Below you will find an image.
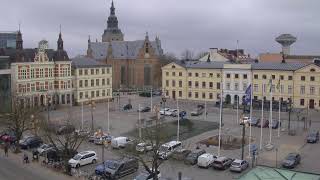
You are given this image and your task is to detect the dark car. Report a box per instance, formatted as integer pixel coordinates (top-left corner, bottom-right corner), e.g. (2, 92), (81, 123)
(184, 149), (206, 165)
(123, 104), (133, 110)
(282, 153), (301, 169)
(248, 118), (260, 126)
(306, 130), (319, 143)
(95, 158), (138, 179)
(256, 119), (269, 128)
(172, 149), (191, 161)
(139, 92), (151, 97)
(138, 107), (151, 112)
(212, 157), (234, 170)
(269, 120), (281, 129)
(57, 125), (75, 135)
(19, 136), (42, 149)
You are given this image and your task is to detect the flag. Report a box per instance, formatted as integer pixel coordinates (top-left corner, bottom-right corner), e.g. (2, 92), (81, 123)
(244, 84), (252, 105)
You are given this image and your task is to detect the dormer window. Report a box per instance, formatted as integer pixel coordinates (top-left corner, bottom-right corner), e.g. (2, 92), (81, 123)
(310, 68), (315, 72)
(172, 65), (176, 69)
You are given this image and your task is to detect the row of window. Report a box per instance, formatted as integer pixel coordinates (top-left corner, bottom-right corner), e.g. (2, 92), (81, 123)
(18, 81), (71, 93)
(18, 67), (71, 79)
(79, 89), (111, 99)
(78, 68), (110, 76)
(253, 84), (319, 95)
(225, 73), (248, 79)
(79, 78), (110, 88)
(165, 90), (217, 99)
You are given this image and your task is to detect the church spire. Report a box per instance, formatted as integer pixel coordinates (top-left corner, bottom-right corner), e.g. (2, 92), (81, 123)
(16, 24), (23, 50)
(110, 0), (115, 15)
(57, 25), (63, 50)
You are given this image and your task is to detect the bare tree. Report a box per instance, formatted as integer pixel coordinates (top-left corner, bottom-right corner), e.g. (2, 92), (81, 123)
(123, 111), (170, 180)
(39, 111), (88, 172)
(180, 49), (194, 60)
(1, 96), (42, 153)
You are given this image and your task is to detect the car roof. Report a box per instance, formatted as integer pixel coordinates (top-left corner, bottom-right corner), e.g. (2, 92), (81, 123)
(114, 136), (127, 140)
(199, 153), (213, 158)
(215, 156), (228, 161)
(233, 159), (244, 163)
(163, 141), (181, 147)
(79, 151), (95, 155)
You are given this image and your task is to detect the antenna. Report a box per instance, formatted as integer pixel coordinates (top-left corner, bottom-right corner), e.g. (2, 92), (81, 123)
(18, 21), (21, 31)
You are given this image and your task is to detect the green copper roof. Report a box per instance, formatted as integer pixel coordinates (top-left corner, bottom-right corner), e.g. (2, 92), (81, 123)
(238, 166), (320, 180)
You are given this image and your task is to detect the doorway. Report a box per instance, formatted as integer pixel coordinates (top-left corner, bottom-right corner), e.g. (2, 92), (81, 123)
(309, 99), (315, 109)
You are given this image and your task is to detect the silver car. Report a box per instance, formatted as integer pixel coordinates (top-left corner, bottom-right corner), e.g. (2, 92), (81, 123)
(230, 159), (249, 172)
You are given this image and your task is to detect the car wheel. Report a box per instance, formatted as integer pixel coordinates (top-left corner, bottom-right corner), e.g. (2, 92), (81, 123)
(76, 164), (80, 168)
(92, 159), (97, 164)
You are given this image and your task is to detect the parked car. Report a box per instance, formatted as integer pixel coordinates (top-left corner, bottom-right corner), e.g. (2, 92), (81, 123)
(172, 110), (187, 119)
(197, 153), (216, 168)
(19, 136), (42, 149)
(123, 104), (133, 110)
(152, 90), (162, 96)
(212, 157), (233, 170)
(95, 158), (138, 179)
(167, 109), (178, 116)
(37, 144), (54, 156)
(171, 149), (191, 161)
(306, 130), (319, 143)
(137, 106), (151, 112)
(57, 125), (75, 135)
(134, 170), (161, 180)
(190, 105), (204, 116)
(256, 119), (269, 128)
(230, 159), (249, 172)
(159, 108), (170, 115)
(282, 153), (301, 169)
(184, 149), (206, 165)
(136, 143), (153, 153)
(248, 118), (260, 126)
(68, 151), (98, 168)
(269, 120), (281, 129)
(94, 135), (113, 145)
(158, 141), (182, 159)
(111, 137), (132, 149)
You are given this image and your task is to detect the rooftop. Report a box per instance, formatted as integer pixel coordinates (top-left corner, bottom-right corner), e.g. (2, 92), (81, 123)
(71, 56), (110, 68)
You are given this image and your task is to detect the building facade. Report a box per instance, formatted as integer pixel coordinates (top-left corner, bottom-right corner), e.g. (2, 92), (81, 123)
(72, 56), (112, 104)
(162, 61), (320, 110)
(87, 1), (164, 90)
(10, 33), (73, 107)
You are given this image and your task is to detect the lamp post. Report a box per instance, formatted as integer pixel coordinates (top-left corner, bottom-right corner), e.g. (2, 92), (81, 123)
(31, 114), (36, 135)
(47, 95), (51, 123)
(89, 100), (96, 133)
(160, 97), (166, 121)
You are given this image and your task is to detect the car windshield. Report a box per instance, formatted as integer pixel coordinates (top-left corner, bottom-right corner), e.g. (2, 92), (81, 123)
(286, 155), (296, 160)
(159, 145), (168, 152)
(231, 162), (240, 166)
(105, 161), (120, 170)
(72, 154), (82, 160)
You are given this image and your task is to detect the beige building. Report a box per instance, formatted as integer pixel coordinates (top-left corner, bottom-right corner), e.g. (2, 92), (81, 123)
(72, 56), (112, 105)
(162, 61), (320, 110)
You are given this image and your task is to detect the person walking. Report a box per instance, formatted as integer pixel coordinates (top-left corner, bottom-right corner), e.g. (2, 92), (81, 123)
(4, 142), (9, 157)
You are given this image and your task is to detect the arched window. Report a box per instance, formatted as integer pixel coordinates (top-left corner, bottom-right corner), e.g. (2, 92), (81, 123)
(310, 68), (315, 72)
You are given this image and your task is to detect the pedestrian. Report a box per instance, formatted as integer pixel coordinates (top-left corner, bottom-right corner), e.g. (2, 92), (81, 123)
(4, 142), (9, 157)
(23, 153), (29, 164)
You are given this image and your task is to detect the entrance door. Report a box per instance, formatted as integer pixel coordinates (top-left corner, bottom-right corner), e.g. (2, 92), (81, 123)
(309, 99), (315, 109)
(172, 91), (176, 99)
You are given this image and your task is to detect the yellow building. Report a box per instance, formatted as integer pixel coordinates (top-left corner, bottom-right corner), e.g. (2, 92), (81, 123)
(72, 56), (113, 105)
(162, 61), (320, 110)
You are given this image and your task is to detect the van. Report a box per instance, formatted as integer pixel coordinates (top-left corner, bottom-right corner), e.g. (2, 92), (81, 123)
(111, 137), (132, 149)
(95, 158), (138, 179)
(158, 141), (182, 159)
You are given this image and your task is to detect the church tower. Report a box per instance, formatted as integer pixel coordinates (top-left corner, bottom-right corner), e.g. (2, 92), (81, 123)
(102, 0), (124, 42)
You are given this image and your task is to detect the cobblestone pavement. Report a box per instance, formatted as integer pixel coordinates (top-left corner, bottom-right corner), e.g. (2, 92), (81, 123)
(46, 95), (320, 179)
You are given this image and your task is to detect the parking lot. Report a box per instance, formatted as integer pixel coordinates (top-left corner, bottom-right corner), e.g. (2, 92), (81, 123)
(46, 94), (320, 179)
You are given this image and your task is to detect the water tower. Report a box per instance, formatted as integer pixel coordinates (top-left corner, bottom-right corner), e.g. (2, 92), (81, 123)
(275, 34), (296, 55)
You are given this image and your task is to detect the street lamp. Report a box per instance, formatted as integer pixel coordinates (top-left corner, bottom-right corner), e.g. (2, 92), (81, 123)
(47, 96), (51, 123)
(88, 100), (96, 133)
(30, 114), (36, 135)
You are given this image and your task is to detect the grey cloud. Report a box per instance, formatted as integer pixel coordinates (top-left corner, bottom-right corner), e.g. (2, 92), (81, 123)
(0, 0), (319, 58)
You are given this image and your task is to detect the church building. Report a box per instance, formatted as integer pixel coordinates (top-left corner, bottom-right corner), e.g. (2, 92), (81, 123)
(87, 1), (164, 90)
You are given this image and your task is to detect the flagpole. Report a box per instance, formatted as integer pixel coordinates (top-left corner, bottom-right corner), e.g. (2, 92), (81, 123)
(177, 99), (180, 141)
(278, 82), (281, 138)
(218, 80), (223, 157)
(81, 102), (84, 130)
(151, 88), (153, 110)
(249, 84), (253, 157)
(269, 81), (273, 144)
(107, 99), (110, 133)
(236, 96), (239, 124)
(138, 104), (141, 139)
(260, 89), (264, 150)
(204, 101), (207, 121)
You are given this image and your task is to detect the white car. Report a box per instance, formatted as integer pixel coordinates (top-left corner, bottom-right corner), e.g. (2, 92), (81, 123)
(111, 137), (132, 148)
(168, 109), (178, 116)
(158, 141), (182, 159)
(197, 153), (216, 168)
(68, 151), (98, 168)
(159, 108), (170, 115)
(136, 143), (153, 152)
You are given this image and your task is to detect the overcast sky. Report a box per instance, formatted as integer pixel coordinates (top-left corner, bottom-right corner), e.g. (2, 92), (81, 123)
(1, 0), (319, 58)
